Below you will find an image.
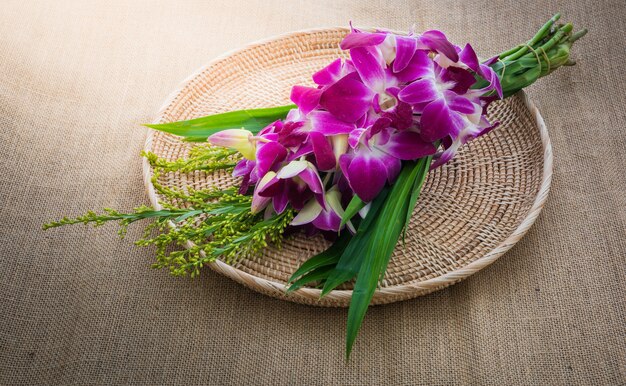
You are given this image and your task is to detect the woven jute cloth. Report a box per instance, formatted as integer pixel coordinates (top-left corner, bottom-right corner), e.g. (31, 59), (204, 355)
(1, 0), (624, 384)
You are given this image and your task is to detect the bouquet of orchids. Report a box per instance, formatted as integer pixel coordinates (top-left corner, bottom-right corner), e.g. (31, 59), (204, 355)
(45, 14), (585, 357)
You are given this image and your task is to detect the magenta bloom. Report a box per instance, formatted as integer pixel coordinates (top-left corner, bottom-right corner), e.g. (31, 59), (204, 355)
(257, 160), (326, 213)
(212, 23), (504, 234)
(291, 186), (354, 232)
(340, 119), (436, 202)
(339, 26), (459, 65)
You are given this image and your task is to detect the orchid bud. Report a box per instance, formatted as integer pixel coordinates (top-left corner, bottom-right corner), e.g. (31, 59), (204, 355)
(208, 129), (256, 160)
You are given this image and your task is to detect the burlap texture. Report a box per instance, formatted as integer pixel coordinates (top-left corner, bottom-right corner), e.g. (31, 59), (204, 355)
(1, 0), (624, 384)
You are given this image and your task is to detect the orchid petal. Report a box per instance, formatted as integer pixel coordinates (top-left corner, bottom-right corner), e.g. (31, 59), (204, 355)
(339, 153), (352, 178)
(233, 159), (256, 194)
(290, 86), (322, 115)
(287, 141), (313, 161)
(478, 64), (503, 98)
(251, 171), (276, 214)
(459, 43), (481, 73)
(467, 103), (483, 125)
(277, 122), (308, 148)
(382, 101), (414, 130)
(309, 131), (336, 171)
(393, 35), (418, 72)
(350, 46), (386, 93)
(418, 30), (459, 62)
(255, 141), (287, 177)
(286, 180), (313, 211)
(447, 92), (476, 114)
(325, 187), (354, 232)
(440, 66), (476, 94)
(348, 128), (366, 148)
(257, 175), (283, 197)
(477, 120), (499, 138)
(420, 99), (465, 142)
(395, 50), (434, 82)
(340, 30), (387, 50)
(378, 153), (401, 183)
(378, 34), (397, 64)
(290, 197), (323, 226)
(430, 141), (460, 169)
(369, 117), (392, 138)
(325, 187), (342, 214)
(312, 58), (342, 86)
(346, 155), (388, 202)
(276, 160), (308, 179)
(311, 206), (342, 232)
(273, 189), (290, 214)
(457, 45), (502, 97)
(232, 159), (254, 177)
(320, 75), (374, 122)
(308, 110), (355, 135)
(331, 134), (348, 166)
(398, 78), (439, 105)
(381, 130), (436, 160)
(299, 164), (324, 195)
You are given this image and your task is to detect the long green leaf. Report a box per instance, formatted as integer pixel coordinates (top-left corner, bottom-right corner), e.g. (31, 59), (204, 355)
(144, 104), (295, 138)
(286, 265), (335, 292)
(340, 195), (365, 230)
(320, 187), (390, 297)
(345, 160), (431, 358)
(403, 155), (433, 242)
(287, 231), (352, 284)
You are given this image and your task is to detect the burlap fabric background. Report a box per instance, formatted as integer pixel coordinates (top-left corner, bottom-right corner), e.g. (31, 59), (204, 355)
(1, 0), (624, 384)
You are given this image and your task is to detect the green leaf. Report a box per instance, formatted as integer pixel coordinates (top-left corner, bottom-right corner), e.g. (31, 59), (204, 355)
(286, 265), (335, 292)
(320, 187), (390, 297)
(402, 155), (433, 243)
(288, 231), (351, 284)
(174, 209), (203, 222)
(143, 104), (295, 138)
(182, 136), (214, 143)
(340, 195), (365, 230)
(344, 158), (434, 359)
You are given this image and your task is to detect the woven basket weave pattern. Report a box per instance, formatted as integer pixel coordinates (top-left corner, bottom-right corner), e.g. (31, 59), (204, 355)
(143, 28), (551, 307)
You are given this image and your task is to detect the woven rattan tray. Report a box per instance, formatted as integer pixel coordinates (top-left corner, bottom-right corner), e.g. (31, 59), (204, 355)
(143, 27), (552, 307)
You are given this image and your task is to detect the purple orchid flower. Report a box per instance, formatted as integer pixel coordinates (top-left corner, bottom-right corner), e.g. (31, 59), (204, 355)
(226, 122), (289, 194)
(340, 119), (436, 202)
(251, 171), (276, 214)
(278, 109), (355, 147)
(209, 24), (507, 235)
(339, 25), (459, 65)
(257, 160), (326, 213)
(317, 46), (405, 123)
(278, 107), (355, 170)
(436, 43), (503, 98)
(291, 186), (354, 233)
(397, 59), (478, 143)
(320, 29), (460, 125)
(232, 159), (257, 194)
(431, 103), (499, 169)
(312, 58), (356, 87)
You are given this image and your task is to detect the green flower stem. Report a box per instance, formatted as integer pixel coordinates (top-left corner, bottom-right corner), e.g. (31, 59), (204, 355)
(500, 13), (562, 61)
(43, 146), (295, 277)
(486, 15), (587, 97)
